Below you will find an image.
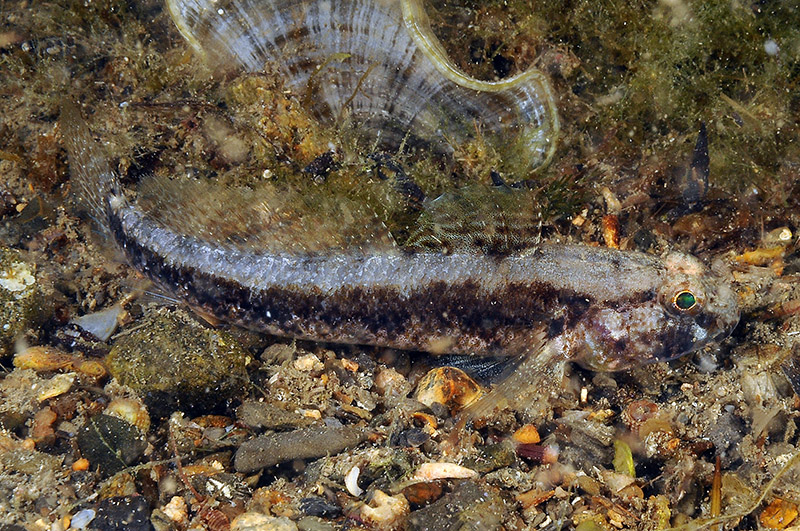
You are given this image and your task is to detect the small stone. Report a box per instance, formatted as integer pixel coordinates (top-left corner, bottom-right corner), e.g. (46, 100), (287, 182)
(293, 353), (323, 372)
(76, 414), (147, 477)
(464, 442), (515, 474)
(407, 481), (506, 531)
(237, 400), (313, 430)
(235, 424), (368, 473)
(0, 248), (50, 356)
(230, 513), (298, 531)
(374, 368), (411, 403)
(107, 308), (249, 417)
(69, 508), (96, 530)
(414, 367), (482, 413)
(296, 517), (336, 531)
(401, 481), (444, 506)
(359, 490), (409, 530)
(299, 497), (340, 518)
(0, 446), (61, 475)
(512, 424), (541, 444)
(161, 496), (188, 526)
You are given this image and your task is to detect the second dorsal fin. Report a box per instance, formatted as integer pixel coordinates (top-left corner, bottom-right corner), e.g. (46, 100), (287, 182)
(404, 185), (544, 255)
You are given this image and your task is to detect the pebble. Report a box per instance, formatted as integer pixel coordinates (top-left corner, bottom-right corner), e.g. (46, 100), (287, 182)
(235, 424), (368, 473)
(92, 496), (150, 531)
(406, 481), (506, 531)
(76, 414), (147, 477)
(230, 513), (298, 531)
(359, 490), (409, 530)
(68, 508), (96, 530)
(237, 400), (313, 430)
(296, 517), (336, 531)
(414, 367), (482, 414)
(0, 247), (50, 356)
(106, 308), (249, 417)
(299, 497), (341, 518)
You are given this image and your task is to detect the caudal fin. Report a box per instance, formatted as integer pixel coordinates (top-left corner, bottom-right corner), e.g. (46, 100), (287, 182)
(60, 101), (122, 230)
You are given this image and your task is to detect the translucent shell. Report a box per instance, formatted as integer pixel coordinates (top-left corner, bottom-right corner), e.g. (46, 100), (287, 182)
(106, 398), (151, 434)
(167, 0), (559, 175)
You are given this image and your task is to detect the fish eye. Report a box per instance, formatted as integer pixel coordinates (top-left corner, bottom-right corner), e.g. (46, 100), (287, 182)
(673, 290), (698, 311)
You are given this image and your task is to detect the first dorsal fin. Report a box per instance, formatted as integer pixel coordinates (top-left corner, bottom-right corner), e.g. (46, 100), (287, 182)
(136, 176), (397, 255)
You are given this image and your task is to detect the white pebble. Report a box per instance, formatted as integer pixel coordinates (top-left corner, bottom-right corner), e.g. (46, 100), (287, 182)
(764, 39), (779, 56)
(345, 465), (363, 497)
(69, 509), (96, 530)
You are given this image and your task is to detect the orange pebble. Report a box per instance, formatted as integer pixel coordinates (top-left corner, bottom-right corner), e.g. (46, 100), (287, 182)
(512, 424), (541, 444)
(414, 367), (482, 413)
(761, 498), (799, 529)
(21, 438), (35, 450)
(72, 458), (90, 471)
(602, 214), (620, 249)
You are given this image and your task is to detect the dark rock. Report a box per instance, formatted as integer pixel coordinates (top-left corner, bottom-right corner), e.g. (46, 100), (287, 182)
(76, 414), (147, 477)
(237, 400), (313, 431)
(300, 496), (341, 518)
(406, 481), (506, 531)
(463, 442), (515, 474)
(107, 308), (249, 418)
(93, 496), (150, 531)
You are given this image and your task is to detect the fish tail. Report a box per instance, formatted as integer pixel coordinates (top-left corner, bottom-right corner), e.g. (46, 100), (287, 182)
(60, 101), (122, 231)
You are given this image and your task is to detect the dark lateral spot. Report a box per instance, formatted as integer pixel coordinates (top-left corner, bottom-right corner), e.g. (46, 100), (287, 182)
(548, 317), (565, 338)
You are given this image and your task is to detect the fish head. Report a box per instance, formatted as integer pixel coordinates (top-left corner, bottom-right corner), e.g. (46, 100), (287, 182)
(571, 251), (739, 372)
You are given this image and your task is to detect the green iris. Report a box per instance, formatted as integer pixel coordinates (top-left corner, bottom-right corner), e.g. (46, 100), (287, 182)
(674, 290), (697, 310)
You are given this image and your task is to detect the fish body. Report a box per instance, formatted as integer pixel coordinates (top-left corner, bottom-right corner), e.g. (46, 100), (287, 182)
(62, 0), (739, 373)
(64, 100), (738, 371)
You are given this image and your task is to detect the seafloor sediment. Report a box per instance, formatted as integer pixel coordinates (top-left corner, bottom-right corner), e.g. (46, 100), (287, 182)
(1, 0), (799, 529)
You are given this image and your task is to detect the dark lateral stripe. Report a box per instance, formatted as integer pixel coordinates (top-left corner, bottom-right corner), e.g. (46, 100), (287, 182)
(109, 206), (659, 355)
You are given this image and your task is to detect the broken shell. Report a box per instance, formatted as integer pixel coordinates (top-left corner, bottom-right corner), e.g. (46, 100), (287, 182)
(412, 462), (478, 481)
(162, 496), (189, 527)
(36, 372), (75, 402)
(345, 464), (364, 497)
(359, 490), (410, 530)
(14, 345), (107, 379)
(70, 304), (124, 342)
(105, 398), (151, 434)
(414, 367), (482, 413)
(14, 345), (73, 371)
